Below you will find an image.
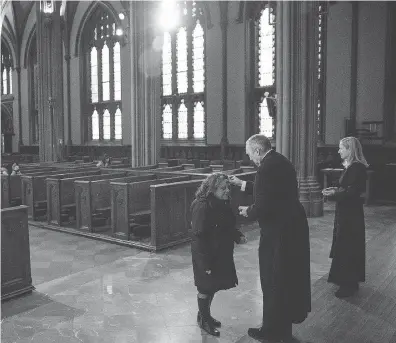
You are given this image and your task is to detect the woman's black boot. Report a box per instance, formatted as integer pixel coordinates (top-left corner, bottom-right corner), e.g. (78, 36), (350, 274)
(208, 293), (221, 327)
(197, 296), (220, 336)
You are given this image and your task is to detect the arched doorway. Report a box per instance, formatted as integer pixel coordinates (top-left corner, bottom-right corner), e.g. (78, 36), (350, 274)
(1, 104), (14, 154)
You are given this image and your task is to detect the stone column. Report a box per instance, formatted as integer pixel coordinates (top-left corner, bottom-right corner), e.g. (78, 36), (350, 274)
(130, 1), (161, 167)
(15, 67), (23, 148)
(36, 2), (64, 162)
(219, 1), (229, 160)
(276, 1), (323, 217)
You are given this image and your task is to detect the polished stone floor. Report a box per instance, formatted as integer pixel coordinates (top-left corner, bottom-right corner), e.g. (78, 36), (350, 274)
(2, 204), (396, 343)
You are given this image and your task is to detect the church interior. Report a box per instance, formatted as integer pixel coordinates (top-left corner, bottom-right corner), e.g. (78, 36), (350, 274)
(1, 1), (396, 342)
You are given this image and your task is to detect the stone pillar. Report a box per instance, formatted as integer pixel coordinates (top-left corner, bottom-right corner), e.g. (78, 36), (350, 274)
(37, 2), (64, 162)
(65, 54), (72, 158)
(15, 67), (23, 148)
(219, 1), (229, 160)
(276, 1), (323, 217)
(130, 1), (161, 167)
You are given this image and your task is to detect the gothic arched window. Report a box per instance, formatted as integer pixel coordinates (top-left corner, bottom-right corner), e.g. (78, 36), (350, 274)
(253, 4), (276, 139)
(161, 1), (206, 142)
(317, 2), (328, 144)
(1, 41), (13, 96)
(82, 5), (122, 142)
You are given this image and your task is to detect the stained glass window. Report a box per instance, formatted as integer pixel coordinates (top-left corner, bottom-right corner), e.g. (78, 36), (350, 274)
(162, 33), (172, 96)
(115, 107), (122, 140)
(178, 102), (188, 139)
(1, 41), (12, 95)
(114, 42), (121, 101)
(177, 28), (188, 94)
(193, 102), (205, 139)
(92, 109), (99, 140)
(193, 21), (204, 93)
(162, 104), (173, 139)
(317, 3), (327, 143)
(83, 5), (123, 142)
(254, 6), (276, 138)
(161, 1), (206, 141)
(259, 98), (273, 138)
(103, 109), (111, 139)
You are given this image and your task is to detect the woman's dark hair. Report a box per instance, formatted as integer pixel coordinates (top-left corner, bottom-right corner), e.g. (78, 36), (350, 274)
(195, 172), (229, 200)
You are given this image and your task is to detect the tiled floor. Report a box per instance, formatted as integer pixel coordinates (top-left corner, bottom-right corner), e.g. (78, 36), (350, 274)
(2, 204), (396, 343)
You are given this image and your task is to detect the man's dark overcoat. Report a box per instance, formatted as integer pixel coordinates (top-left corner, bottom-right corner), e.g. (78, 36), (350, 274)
(190, 195), (244, 293)
(245, 150), (311, 328)
(327, 162), (366, 287)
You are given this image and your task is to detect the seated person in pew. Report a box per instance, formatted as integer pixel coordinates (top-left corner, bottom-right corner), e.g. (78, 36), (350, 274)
(11, 162), (21, 175)
(191, 173), (247, 337)
(96, 154), (111, 168)
(1, 165), (8, 175)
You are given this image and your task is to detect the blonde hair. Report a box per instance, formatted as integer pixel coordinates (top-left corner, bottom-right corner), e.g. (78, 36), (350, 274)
(246, 134), (272, 155)
(340, 137), (369, 168)
(195, 172), (229, 200)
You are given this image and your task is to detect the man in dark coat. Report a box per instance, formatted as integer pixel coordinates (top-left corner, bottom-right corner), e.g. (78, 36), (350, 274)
(229, 134), (311, 342)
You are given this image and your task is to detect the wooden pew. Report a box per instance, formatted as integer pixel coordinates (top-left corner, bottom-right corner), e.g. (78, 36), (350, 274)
(21, 169), (102, 220)
(111, 175), (191, 240)
(149, 173), (256, 251)
(150, 179), (203, 250)
(1, 205), (34, 301)
(75, 174), (157, 232)
(46, 171), (128, 226)
(1, 168), (65, 208)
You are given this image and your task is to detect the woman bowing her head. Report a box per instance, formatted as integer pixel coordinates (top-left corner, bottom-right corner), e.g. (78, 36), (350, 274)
(190, 172), (247, 337)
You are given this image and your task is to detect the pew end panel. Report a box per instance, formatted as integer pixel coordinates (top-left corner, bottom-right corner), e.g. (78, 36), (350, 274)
(75, 181), (93, 231)
(1, 205), (35, 301)
(150, 180), (202, 251)
(111, 182), (130, 240)
(1, 175), (10, 208)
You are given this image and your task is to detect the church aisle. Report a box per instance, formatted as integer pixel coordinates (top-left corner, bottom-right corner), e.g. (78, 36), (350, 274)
(1, 205), (396, 343)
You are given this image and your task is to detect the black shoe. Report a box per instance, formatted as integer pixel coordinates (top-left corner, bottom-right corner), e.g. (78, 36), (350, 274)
(335, 287), (357, 298)
(198, 313), (220, 336)
(248, 328), (290, 342)
(197, 297), (220, 336)
(197, 311), (221, 327)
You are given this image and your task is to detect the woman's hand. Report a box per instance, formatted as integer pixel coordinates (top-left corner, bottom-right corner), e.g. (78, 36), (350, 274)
(238, 206), (249, 217)
(239, 236), (248, 244)
(229, 175), (243, 187)
(322, 187), (337, 197)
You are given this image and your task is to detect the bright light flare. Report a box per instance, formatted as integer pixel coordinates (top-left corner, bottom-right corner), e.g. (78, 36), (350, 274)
(158, 0), (180, 31)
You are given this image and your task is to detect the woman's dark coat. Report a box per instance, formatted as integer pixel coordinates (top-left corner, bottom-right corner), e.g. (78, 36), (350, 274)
(190, 195), (243, 293)
(328, 162), (367, 287)
(245, 150), (311, 326)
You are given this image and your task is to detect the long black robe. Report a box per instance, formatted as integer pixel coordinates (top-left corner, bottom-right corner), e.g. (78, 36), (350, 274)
(244, 150), (311, 328)
(327, 162), (366, 287)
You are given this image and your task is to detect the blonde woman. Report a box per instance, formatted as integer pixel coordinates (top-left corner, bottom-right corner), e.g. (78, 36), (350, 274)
(322, 137), (368, 298)
(190, 173), (247, 337)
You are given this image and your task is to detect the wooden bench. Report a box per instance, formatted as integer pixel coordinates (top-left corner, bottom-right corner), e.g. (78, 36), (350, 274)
(149, 179), (203, 250)
(46, 171), (129, 226)
(148, 173), (256, 250)
(1, 167), (72, 208)
(111, 175), (191, 240)
(21, 169), (102, 220)
(75, 174), (158, 232)
(1, 205), (34, 301)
